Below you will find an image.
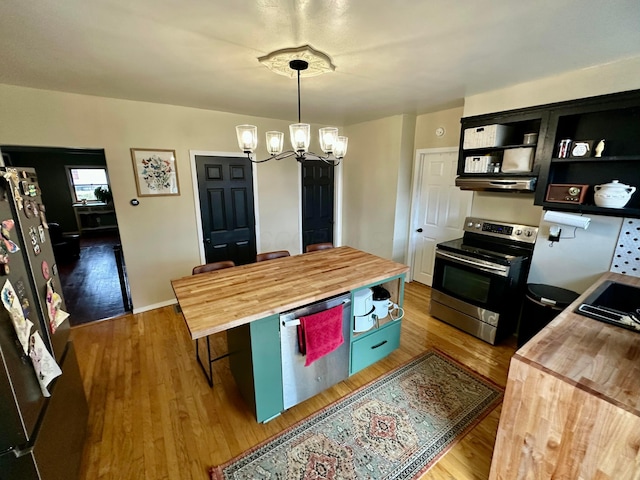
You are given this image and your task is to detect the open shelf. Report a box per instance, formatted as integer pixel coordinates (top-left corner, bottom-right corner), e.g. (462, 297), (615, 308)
(542, 202), (640, 218)
(534, 90), (640, 217)
(551, 155), (640, 163)
(464, 143), (538, 153)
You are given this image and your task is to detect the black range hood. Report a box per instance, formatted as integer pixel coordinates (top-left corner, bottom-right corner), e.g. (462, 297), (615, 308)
(455, 176), (537, 192)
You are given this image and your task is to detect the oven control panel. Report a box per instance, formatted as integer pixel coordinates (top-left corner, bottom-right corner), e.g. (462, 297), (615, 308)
(464, 217), (538, 244)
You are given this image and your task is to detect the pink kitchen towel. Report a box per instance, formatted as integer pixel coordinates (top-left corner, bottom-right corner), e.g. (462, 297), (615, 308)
(299, 304), (344, 367)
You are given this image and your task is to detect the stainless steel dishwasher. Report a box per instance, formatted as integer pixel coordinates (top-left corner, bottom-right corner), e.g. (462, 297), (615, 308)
(280, 292), (352, 410)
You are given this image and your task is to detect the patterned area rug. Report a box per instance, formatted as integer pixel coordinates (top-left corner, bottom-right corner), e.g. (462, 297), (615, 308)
(210, 349), (503, 480)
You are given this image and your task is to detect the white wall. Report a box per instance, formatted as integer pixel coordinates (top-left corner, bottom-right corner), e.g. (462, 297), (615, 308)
(528, 214), (622, 293)
(0, 84), (325, 311)
(462, 56), (640, 292)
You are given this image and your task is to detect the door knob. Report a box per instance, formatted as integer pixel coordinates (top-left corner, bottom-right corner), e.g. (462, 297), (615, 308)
(205, 238), (211, 244)
(416, 228), (423, 233)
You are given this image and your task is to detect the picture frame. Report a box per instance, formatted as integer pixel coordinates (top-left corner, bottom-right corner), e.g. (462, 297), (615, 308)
(130, 148), (180, 196)
(568, 140), (594, 158)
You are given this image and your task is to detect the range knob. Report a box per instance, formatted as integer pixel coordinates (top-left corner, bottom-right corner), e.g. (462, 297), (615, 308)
(515, 229), (523, 235)
(467, 221), (474, 228)
(524, 230), (533, 237)
(475, 223), (482, 229)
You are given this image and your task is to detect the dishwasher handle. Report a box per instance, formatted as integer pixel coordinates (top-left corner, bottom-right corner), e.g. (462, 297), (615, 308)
(280, 298), (351, 328)
(282, 318), (302, 327)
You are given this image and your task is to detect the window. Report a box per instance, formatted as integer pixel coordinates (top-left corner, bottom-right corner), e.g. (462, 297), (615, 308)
(67, 167), (109, 203)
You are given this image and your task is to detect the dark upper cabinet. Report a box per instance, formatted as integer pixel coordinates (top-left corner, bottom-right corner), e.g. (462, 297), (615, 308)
(535, 90), (640, 217)
(457, 89), (640, 217)
(456, 106), (549, 192)
(458, 109), (546, 174)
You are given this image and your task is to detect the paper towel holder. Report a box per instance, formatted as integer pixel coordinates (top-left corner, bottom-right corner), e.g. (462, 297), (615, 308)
(543, 210), (591, 230)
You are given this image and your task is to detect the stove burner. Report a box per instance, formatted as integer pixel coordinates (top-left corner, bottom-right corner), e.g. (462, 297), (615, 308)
(438, 217), (539, 265)
(436, 238), (525, 266)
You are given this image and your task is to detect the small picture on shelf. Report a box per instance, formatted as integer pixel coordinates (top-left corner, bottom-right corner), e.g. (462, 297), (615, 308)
(569, 140), (594, 158)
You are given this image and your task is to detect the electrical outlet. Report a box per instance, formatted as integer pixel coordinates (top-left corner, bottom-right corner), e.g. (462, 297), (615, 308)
(549, 225), (561, 242)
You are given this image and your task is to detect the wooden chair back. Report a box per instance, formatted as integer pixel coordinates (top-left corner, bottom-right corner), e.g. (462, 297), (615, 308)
(192, 260), (235, 275)
(255, 250), (290, 262)
(305, 243), (334, 253)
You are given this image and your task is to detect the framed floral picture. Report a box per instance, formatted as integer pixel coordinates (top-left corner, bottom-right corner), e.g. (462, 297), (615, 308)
(130, 148), (180, 196)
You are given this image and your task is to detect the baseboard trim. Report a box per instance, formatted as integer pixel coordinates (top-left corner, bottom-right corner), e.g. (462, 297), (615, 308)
(133, 299), (178, 315)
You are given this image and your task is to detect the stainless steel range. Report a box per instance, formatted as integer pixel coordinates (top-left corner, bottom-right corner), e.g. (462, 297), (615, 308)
(430, 217), (538, 345)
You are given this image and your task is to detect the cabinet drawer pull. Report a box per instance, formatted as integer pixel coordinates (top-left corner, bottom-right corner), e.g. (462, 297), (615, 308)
(371, 340), (388, 350)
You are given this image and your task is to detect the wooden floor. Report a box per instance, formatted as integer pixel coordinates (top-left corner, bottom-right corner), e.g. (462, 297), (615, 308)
(71, 281), (517, 480)
(58, 231), (129, 326)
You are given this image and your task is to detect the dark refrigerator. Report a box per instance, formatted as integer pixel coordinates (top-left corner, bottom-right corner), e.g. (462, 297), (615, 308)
(0, 167), (88, 479)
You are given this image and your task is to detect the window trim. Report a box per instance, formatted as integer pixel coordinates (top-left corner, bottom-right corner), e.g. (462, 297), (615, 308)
(65, 165), (111, 204)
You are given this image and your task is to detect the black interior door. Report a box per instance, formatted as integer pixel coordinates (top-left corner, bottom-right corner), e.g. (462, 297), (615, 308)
(301, 160), (334, 251)
(196, 155), (256, 265)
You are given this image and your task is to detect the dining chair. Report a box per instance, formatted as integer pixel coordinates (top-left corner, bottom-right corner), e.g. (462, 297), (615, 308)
(192, 260), (235, 275)
(191, 259), (235, 387)
(256, 250), (290, 262)
(305, 242), (334, 253)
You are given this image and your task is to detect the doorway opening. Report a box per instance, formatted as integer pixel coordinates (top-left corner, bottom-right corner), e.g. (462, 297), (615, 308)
(1, 146), (131, 325)
(301, 160), (335, 252)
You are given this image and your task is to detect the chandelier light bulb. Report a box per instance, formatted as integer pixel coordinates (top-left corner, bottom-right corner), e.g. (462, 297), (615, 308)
(236, 125), (258, 153)
(319, 127), (338, 154)
(290, 123), (310, 152)
(334, 136), (348, 159)
(266, 131), (284, 155)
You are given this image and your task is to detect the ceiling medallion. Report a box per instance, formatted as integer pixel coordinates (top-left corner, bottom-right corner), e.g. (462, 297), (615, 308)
(258, 45), (335, 78)
(236, 45), (347, 166)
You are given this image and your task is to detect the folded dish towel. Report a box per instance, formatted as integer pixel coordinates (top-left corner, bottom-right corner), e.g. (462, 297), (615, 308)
(298, 304), (344, 367)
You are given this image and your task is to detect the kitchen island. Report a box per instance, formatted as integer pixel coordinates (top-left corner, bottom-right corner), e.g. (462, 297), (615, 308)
(489, 272), (640, 479)
(171, 246), (409, 421)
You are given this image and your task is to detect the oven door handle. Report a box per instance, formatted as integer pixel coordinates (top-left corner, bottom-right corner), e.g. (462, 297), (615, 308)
(436, 250), (509, 277)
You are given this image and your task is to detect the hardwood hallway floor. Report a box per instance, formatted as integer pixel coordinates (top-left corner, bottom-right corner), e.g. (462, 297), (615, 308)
(58, 231), (129, 326)
(71, 281), (517, 480)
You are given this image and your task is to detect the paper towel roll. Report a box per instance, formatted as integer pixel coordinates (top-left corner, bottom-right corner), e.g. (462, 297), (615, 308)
(543, 210), (591, 229)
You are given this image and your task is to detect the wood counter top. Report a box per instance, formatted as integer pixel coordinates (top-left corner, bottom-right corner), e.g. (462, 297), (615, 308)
(516, 271), (640, 416)
(171, 246), (409, 340)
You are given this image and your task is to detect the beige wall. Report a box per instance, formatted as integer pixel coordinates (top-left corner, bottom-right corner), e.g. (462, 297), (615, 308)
(464, 56), (640, 117)
(392, 114), (416, 264)
(0, 84), (325, 311)
(414, 106), (464, 149)
(342, 115), (415, 261)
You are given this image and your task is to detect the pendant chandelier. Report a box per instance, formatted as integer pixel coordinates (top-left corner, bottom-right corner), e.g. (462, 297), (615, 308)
(236, 47), (347, 166)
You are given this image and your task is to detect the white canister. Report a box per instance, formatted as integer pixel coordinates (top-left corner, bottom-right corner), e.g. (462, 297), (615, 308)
(354, 314), (375, 333)
(594, 180), (636, 209)
(353, 289), (373, 316)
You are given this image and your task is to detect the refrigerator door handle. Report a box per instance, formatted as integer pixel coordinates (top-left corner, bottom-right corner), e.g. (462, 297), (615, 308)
(7, 444), (34, 458)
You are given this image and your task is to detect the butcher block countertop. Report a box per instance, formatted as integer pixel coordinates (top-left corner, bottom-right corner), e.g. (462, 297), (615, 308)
(515, 271), (640, 415)
(489, 272), (640, 479)
(171, 246), (409, 340)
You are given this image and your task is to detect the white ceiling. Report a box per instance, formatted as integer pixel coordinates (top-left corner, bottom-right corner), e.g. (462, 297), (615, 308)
(1, 0), (639, 125)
